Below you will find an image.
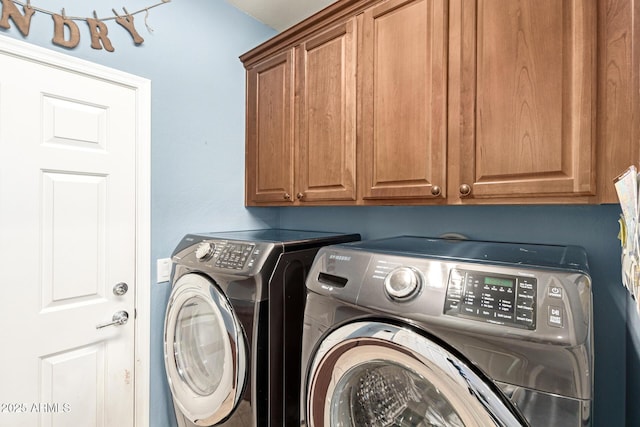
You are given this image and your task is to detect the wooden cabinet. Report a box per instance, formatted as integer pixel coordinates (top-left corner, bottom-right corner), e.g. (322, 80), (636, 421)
(448, 0), (597, 203)
(596, 0), (640, 203)
(360, 0), (448, 200)
(296, 19), (357, 203)
(245, 50), (294, 204)
(242, 0), (638, 206)
(244, 20), (356, 205)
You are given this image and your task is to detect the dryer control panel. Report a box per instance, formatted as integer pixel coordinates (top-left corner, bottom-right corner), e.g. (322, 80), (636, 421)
(173, 238), (272, 277)
(212, 241), (256, 270)
(193, 240), (259, 270)
(444, 269), (537, 330)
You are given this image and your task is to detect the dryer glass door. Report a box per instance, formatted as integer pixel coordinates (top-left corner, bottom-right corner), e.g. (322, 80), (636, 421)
(306, 321), (527, 427)
(174, 295), (226, 396)
(165, 274), (247, 426)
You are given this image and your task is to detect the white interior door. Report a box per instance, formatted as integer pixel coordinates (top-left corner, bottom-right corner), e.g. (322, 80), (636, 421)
(0, 37), (150, 427)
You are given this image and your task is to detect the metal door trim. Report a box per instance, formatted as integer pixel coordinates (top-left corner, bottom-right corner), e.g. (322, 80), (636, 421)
(164, 273), (247, 426)
(306, 321), (528, 427)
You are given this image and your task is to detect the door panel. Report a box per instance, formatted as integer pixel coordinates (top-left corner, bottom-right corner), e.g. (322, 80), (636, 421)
(0, 47), (137, 427)
(40, 345), (105, 426)
(360, 0), (448, 200)
(450, 0), (596, 199)
(296, 19), (357, 202)
(42, 95), (107, 149)
(246, 50), (295, 204)
(41, 172), (106, 305)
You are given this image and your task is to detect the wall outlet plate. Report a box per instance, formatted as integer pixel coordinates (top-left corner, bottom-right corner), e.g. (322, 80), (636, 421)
(157, 258), (172, 283)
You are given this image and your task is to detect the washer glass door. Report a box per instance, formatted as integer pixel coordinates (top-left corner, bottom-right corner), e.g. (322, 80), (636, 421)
(165, 273), (247, 426)
(306, 321), (526, 427)
(332, 360), (464, 426)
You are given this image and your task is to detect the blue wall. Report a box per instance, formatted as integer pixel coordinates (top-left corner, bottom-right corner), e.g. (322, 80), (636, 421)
(628, 302), (640, 425)
(1, 2), (635, 426)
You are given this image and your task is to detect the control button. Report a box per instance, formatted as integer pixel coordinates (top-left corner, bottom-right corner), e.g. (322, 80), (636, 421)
(548, 306), (564, 327)
(516, 309), (533, 320)
(548, 286), (563, 299)
(518, 281), (534, 290)
(195, 242), (215, 261)
(384, 267), (422, 300)
(450, 269), (464, 281)
(515, 302), (535, 328)
(516, 296), (534, 307)
(447, 300), (460, 310)
(516, 303), (534, 311)
(496, 311), (514, 321)
(480, 309), (493, 318)
(515, 314), (534, 325)
(462, 306), (477, 315)
(517, 286), (535, 299)
(449, 282), (462, 293)
(448, 291), (462, 300)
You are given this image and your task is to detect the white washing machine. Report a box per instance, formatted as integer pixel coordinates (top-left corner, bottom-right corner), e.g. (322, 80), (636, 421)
(301, 236), (593, 427)
(164, 229), (359, 427)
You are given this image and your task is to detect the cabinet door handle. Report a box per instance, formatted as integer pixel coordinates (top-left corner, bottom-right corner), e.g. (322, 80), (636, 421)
(296, 192), (304, 200)
(283, 193), (291, 200)
(430, 186), (441, 197)
(459, 184), (472, 197)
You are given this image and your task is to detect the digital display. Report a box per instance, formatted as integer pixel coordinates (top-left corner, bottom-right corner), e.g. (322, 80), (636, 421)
(484, 276), (514, 288)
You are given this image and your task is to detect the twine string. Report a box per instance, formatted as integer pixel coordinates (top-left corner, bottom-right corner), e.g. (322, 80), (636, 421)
(11, 0), (170, 22)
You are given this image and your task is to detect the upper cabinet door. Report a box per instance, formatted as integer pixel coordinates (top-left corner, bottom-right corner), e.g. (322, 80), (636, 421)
(360, 0), (448, 200)
(296, 19), (357, 202)
(450, 0), (596, 201)
(246, 50), (295, 204)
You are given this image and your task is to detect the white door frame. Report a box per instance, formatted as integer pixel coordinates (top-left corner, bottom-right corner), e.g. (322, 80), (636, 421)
(0, 34), (151, 427)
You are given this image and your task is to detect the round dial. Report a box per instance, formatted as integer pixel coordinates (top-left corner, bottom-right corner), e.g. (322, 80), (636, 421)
(195, 242), (215, 261)
(384, 267), (422, 300)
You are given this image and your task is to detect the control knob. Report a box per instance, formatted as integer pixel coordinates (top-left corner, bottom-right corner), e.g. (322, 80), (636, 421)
(195, 242), (215, 261)
(384, 267), (422, 300)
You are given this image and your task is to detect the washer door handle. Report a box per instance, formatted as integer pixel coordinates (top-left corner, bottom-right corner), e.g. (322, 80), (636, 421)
(96, 310), (129, 329)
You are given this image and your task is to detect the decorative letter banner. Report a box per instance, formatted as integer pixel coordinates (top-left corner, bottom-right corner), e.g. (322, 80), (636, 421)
(1, 0), (170, 52)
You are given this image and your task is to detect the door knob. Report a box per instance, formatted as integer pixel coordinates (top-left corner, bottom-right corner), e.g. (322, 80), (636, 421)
(113, 282), (128, 296)
(96, 310), (129, 329)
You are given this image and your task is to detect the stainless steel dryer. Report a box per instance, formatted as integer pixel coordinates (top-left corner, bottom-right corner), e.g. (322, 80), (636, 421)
(164, 229), (359, 427)
(301, 236), (593, 427)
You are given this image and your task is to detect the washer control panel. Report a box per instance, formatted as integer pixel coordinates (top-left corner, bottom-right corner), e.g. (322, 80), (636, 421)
(444, 269), (537, 330)
(309, 237), (593, 338)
